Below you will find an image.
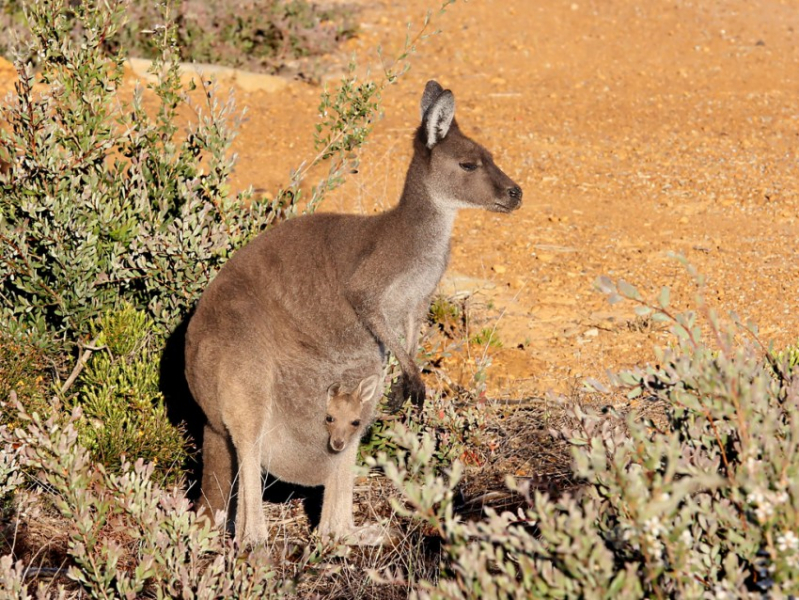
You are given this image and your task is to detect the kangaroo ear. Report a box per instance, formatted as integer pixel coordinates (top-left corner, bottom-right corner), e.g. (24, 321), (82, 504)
(357, 375), (380, 404)
(327, 383), (341, 401)
(420, 80), (445, 119)
(422, 89), (455, 149)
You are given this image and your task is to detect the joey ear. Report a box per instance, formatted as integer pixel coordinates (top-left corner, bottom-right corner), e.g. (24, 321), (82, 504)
(327, 383), (342, 401)
(357, 375), (380, 404)
(422, 89), (455, 149)
(420, 80), (445, 119)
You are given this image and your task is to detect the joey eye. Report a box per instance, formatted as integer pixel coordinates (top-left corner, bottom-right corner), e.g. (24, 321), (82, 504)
(352, 420), (361, 428)
(326, 415), (334, 424)
(459, 162), (478, 172)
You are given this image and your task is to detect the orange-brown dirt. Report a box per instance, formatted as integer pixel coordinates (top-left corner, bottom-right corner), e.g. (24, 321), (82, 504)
(229, 0), (799, 399)
(2, 0), (798, 401)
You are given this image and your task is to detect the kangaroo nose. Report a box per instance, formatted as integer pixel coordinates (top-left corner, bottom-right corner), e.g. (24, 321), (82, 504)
(331, 440), (344, 452)
(508, 186), (523, 202)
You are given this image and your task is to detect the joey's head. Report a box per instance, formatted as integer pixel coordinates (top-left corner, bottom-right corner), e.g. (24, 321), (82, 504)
(325, 375), (380, 453)
(417, 80), (523, 213)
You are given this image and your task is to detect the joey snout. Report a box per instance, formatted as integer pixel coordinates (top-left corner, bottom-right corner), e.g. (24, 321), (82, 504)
(325, 413), (362, 454)
(329, 436), (347, 452)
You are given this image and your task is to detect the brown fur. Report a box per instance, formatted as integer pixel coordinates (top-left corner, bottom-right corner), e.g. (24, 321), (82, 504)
(184, 80), (522, 543)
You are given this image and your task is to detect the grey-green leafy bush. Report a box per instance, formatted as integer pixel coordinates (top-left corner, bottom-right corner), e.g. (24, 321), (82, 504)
(0, 0), (286, 351)
(370, 267), (799, 599)
(360, 388), (489, 474)
(2, 401), (308, 598)
(0, 0), (393, 354)
(0, 0), (357, 75)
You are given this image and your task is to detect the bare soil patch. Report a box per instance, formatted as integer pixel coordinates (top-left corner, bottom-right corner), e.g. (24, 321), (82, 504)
(226, 0), (799, 400)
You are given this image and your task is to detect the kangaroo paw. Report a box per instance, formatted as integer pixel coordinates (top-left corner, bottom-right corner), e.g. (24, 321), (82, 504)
(387, 373), (426, 412)
(407, 374), (426, 407)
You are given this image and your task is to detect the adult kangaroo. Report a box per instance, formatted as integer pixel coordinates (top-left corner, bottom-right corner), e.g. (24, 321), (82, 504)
(185, 80), (522, 544)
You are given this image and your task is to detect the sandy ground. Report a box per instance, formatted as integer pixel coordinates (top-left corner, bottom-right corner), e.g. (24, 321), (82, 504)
(3, 0), (798, 400)
(230, 0), (799, 399)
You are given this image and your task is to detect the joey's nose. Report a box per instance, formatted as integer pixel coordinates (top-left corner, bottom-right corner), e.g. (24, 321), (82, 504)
(331, 440), (345, 452)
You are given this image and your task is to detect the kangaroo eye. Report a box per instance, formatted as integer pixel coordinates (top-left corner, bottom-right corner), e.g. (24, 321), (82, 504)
(459, 162), (478, 172)
(352, 420), (361, 427)
(326, 415), (334, 424)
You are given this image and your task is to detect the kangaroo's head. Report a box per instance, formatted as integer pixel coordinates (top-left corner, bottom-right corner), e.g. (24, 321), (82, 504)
(416, 80), (523, 213)
(325, 375), (380, 453)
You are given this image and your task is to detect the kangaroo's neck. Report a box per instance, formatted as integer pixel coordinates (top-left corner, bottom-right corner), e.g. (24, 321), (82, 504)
(391, 153), (457, 253)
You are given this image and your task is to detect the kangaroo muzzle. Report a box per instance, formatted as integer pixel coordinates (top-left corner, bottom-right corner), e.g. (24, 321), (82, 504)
(491, 184), (523, 213)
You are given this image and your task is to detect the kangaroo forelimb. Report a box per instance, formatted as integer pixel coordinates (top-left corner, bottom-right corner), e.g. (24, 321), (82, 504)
(345, 289), (426, 408)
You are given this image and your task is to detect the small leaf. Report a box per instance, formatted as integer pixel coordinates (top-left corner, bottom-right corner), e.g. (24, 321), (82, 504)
(618, 371), (641, 386)
(608, 293), (624, 305)
(585, 378), (609, 393)
(657, 286), (670, 309)
(617, 279), (641, 300)
(595, 275), (615, 294)
(634, 305), (653, 317)
(626, 386), (643, 399)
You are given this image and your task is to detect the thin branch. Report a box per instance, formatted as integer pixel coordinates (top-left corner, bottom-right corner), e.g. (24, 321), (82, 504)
(59, 337), (105, 396)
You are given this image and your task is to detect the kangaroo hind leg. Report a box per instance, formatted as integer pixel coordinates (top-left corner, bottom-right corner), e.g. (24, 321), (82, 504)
(224, 384), (269, 545)
(198, 423), (236, 531)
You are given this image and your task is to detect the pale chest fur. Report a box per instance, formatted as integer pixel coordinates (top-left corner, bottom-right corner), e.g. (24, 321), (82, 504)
(383, 251), (448, 319)
(382, 206), (454, 321)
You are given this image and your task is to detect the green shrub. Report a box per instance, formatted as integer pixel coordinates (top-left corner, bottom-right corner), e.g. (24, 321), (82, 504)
(372, 268), (799, 598)
(428, 295), (463, 337)
(65, 303), (189, 482)
(2, 404), (302, 598)
(470, 326), (502, 349)
(0, 0), (287, 352)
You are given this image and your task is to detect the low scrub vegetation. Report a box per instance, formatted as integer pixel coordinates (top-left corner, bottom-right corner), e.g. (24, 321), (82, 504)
(0, 0), (356, 75)
(2, 1), (798, 598)
(373, 275), (799, 598)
